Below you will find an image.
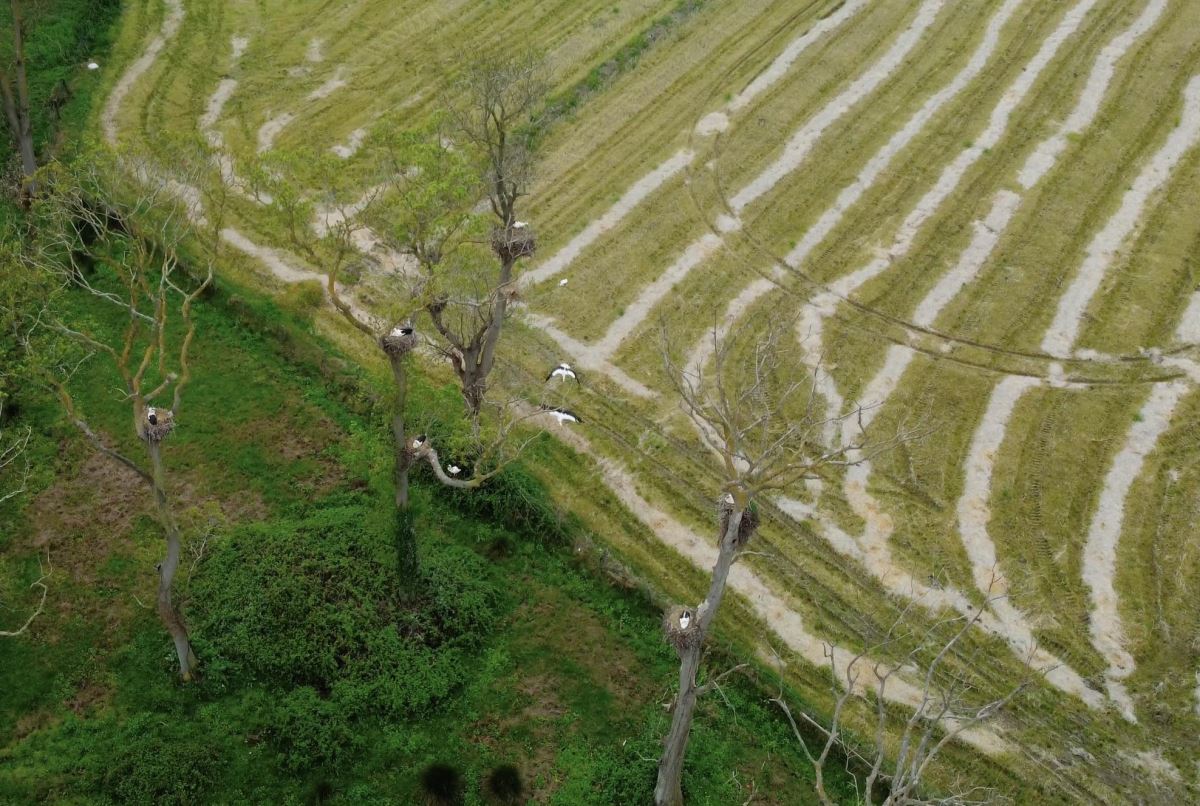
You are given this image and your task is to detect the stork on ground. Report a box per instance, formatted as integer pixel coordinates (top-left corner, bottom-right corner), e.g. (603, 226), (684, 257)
(546, 363), (579, 383)
(540, 405), (582, 426)
(447, 464), (461, 476)
(559, 278), (568, 286)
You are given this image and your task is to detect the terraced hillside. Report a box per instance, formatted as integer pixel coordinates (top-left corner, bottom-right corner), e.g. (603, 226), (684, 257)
(98, 0), (1200, 801)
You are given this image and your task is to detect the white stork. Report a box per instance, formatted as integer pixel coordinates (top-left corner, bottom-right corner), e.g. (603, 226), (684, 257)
(411, 434), (427, 450)
(558, 278), (569, 287)
(87, 61), (100, 71)
(540, 405), (582, 426)
(447, 465), (461, 476)
(546, 363), (578, 383)
(147, 407), (158, 426)
(390, 325), (414, 338)
(679, 610), (692, 630)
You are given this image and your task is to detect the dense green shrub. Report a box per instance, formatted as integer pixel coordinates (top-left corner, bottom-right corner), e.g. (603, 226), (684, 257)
(262, 686), (359, 772)
(189, 502), (501, 721)
(89, 713), (224, 805)
(441, 461), (573, 545)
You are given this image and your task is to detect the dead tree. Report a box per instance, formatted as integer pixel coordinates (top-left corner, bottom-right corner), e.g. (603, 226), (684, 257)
(1, 0), (37, 198)
(653, 321), (906, 806)
(427, 53), (548, 421)
(32, 154), (214, 680)
(771, 600), (1028, 805)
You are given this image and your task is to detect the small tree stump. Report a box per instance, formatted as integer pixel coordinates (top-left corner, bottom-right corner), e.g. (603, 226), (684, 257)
(716, 493), (758, 548)
(491, 223), (536, 262)
(663, 604), (701, 652)
(141, 408), (176, 443)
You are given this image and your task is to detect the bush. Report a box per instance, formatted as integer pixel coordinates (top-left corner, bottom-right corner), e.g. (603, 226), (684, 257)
(189, 503), (502, 766)
(262, 686), (359, 772)
(90, 713), (224, 805)
(443, 462), (573, 545)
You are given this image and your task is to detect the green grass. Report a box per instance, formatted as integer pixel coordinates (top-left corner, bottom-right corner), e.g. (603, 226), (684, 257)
(0, 269), (861, 803)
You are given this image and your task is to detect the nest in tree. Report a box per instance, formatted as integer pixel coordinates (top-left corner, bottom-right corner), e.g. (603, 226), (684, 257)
(141, 408), (176, 442)
(491, 223), (537, 262)
(663, 604), (702, 652)
(716, 494), (759, 548)
(381, 325), (418, 356)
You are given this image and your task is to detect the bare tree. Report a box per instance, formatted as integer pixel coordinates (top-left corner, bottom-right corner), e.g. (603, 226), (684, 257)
(771, 599), (1028, 805)
(1, 0), (37, 198)
(426, 53), (548, 421)
(257, 142), (540, 588)
(653, 321), (905, 806)
(32, 153), (215, 680)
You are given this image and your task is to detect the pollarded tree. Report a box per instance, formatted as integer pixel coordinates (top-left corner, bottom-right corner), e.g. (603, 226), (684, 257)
(32, 152), (215, 679)
(256, 142), (540, 589)
(426, 52), (549, 421)
(653, 320), (909, 806)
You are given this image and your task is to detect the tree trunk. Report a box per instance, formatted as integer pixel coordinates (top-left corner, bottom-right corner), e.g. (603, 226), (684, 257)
(6, 0), (37, 196)
(387, 352), (412, 511)
(146, 440), (197, 680)
(655, 647), (702, 806)
(654, 508), (743, 805)
(475, 255), (516, 389)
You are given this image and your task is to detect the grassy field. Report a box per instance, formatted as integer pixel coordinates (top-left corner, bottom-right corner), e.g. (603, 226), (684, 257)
(22, 0), (1200, 801)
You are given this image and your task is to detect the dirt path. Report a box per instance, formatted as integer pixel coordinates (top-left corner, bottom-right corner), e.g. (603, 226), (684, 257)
(729, 0), (945, 214)
(685, 0), (1028, 379)
(771, 0), (1173, 710)
(521, 0), (871, 293)
(1043, 75), (1200, 357)
(1082, 381), (1190, 721)
(519, 149), (695, 289)
(102, 0), (184, 144)
(585, 0), (945, 369)
(331, 127), (367, 158)
(546, 422), (1008, 756)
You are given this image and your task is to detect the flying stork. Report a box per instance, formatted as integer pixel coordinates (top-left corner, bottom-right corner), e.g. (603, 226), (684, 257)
(546, 363), (579, 384)
(540, 406), (582, 426)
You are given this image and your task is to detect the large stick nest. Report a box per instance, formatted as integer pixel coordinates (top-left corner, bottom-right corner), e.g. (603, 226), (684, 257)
(380, 325), (418, 357)
(140, 408), (176, 443)
(491, 224), (536, 262)
(663, 604), (702, 652)
(716, 494), (759, 548)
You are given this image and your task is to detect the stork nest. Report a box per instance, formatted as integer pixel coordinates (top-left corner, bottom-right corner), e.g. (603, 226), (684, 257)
(380, 327), (418, 357)
(491, 224), (536, 262)
(663, 605), (702, 652)
(716, 495), (759, 548)
(140, 409), (176, 443)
